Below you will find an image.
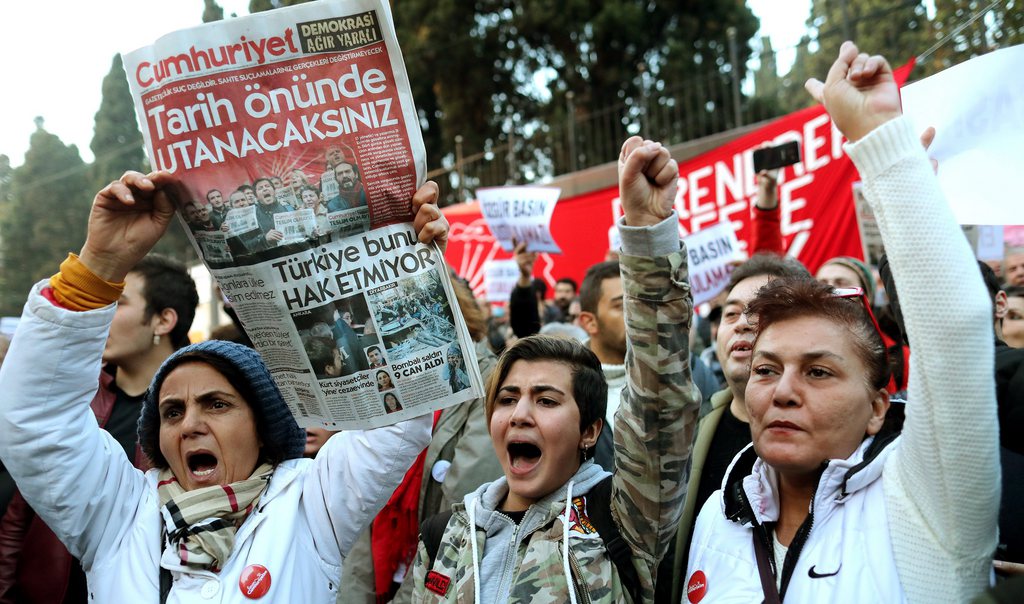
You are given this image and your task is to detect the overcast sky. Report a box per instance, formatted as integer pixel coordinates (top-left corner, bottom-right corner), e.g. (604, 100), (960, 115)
(0, 0), (809, 166)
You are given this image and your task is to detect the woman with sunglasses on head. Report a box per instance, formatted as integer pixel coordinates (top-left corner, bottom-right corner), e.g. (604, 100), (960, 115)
(685, 42), (999, 603)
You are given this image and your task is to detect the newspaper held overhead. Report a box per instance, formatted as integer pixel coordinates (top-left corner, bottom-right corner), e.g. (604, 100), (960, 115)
(123, 0), (481, 430)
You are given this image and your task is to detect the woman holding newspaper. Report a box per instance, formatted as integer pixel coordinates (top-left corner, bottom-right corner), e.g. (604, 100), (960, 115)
(0, 170), (449, 602)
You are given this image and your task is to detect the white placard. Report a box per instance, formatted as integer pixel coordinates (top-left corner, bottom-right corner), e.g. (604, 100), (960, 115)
(902, 45), (1024, 224)
(223, 205), (259, 237)
(477, 186), (561, 253)
(976, 225), (1005, 261)
(483, 259), (520, 303)
(685, 221), (744, 306)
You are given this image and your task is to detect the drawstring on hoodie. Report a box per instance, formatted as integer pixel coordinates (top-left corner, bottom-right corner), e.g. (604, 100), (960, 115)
(563, 479), (578, 604)
(468, 496), (482, 604)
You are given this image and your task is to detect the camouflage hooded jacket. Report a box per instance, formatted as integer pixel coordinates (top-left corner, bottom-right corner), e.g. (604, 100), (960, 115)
(408, 235), (701, 604)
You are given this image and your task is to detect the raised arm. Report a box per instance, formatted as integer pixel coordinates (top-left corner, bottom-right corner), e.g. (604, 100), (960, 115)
(0, 170), (181, 568)
(808, 41), (998, 600)
(611, 137), (702, 598)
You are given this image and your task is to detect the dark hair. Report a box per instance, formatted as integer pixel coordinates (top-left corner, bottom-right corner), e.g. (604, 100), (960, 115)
(304, 337), (336, 375)
(1006, 285), (1024, 300)
(205, 189), (221, 202)
(130, 255), (199, 350)
(142, 351), (294, 468)
(238, 184), (254, 194)
(451, 273), (487, 341)
(556, 278), (578, 293)
(367, 345), (381, 355)
(299, 184), (321, 201)
(747, 277), (890, 390)
(578, 261), (621, 314)
(726, 253), (810, 294)
(978, 260), (1001, 304)
(376, 369), (393, 387)
(485, 335), (607, 436)
(253, 177), (273, 191)
(384, 392), (402, 411)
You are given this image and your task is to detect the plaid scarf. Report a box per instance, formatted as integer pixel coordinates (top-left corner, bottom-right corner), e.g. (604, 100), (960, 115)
(157, 463), (274, 572)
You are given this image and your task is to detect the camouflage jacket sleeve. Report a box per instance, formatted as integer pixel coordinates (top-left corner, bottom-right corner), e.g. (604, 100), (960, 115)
(612, 233), (700, 581)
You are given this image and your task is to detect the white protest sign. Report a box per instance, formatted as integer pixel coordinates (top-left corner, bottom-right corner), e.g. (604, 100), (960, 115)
(477, 186), (561, 253)
(685, 221), (744, 306)
(976, 225), (1005, 261)
(902, 45), (1024, 224)
(608, 224), (622, 254)
(483, 259), (520, 303)
(193, 231), (233, 263)
(223, 205), (259, 236)
(274, 208), (317, 244)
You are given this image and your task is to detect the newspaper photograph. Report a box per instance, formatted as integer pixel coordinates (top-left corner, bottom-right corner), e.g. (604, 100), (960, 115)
(123, 0), (481, 429)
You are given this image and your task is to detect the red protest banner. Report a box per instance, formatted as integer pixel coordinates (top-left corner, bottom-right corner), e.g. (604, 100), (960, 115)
(443, 61), (915, 300)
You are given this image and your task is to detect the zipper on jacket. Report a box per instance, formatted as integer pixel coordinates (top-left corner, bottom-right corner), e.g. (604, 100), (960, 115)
(494, 521), (521, 599)
(567, 548), (592, 604)
(777, 494), (816, 601)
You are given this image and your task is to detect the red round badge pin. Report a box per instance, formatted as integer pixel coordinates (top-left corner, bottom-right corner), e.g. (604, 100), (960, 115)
(239, 564), (271, 599)
(686, 570), (707, 603)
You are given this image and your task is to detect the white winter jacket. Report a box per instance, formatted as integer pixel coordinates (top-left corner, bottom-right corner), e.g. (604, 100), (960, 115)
(0, 282), (431, 603)
(688, 438), (905, 603)
(684, 118), (999, 603)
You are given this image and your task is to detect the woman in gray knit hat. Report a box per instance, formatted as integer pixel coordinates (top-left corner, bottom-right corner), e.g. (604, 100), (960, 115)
(0, 170), (449, 602)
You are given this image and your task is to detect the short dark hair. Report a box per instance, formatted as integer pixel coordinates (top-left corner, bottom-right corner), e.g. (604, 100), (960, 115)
(130, 255), (199, 350)
(253, 177), (273, 190)
(578, 261), (620, 314)
(727, 253), (810, 294)
(1006, 285), (1024, 300)
(556, 278), (578, 293)
(485, 335), (607, 436)
(205, 189), (221, 201)
(747, 277), (889, 391)
(978, 260), (1001, 304)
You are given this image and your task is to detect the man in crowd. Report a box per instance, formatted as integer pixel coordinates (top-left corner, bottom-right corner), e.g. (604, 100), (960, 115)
(254, 177), (294, 247)
(206, 188), (227, 228)
(326, 161), (367, 212)
(1005, 247), (1024, 287)
(552, 277), (577, 320)
(183, 200), (218, 233)
(660, 252), (810, 603)
(577, 260), (719, 473)
(507, 241), (579, 337)
(0, 255), (198, 603)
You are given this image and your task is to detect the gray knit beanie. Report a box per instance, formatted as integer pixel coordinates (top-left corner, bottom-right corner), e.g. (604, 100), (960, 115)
(137, 340), (306, 468)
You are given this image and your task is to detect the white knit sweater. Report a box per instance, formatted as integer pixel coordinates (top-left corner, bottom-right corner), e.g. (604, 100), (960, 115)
(848, 117), (999, 603)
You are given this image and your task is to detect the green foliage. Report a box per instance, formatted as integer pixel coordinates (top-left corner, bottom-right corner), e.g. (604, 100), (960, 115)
(925, 0), (1024, 74)
(89, 55), (196, 264)
(0, 123), (91, 316)
(394, 0), (759, 187)
(203, 0), (225, 23)
(90, 55), (146, 191)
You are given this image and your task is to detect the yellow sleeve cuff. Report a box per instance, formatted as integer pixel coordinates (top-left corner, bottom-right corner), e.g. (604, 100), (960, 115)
(49, 253), (125, 311)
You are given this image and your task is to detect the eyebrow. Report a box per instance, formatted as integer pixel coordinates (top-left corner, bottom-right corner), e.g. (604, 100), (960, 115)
(159, 390), (237, 406)
(753, 350), (845, 363)
(497, 384), (566, 397)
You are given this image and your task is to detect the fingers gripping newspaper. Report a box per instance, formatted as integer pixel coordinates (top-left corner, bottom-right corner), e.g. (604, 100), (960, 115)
(124, 0), (481, 430)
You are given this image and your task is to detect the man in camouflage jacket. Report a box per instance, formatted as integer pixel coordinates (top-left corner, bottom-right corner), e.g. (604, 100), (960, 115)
(406, 137), (700, 604)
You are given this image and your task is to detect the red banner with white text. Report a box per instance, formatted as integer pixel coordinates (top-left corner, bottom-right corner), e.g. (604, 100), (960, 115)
(443, 62), (915, 300)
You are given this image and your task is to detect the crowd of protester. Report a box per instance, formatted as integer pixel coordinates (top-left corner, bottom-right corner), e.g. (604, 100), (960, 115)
(0, 41), (1019, 604)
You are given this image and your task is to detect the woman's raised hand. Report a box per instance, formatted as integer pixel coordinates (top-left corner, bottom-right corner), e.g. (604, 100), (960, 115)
(805, 40), (902, 143)
(412, 181), (449, 253)
(80, 170), (182, 282)
(618, 136), (677, 227)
